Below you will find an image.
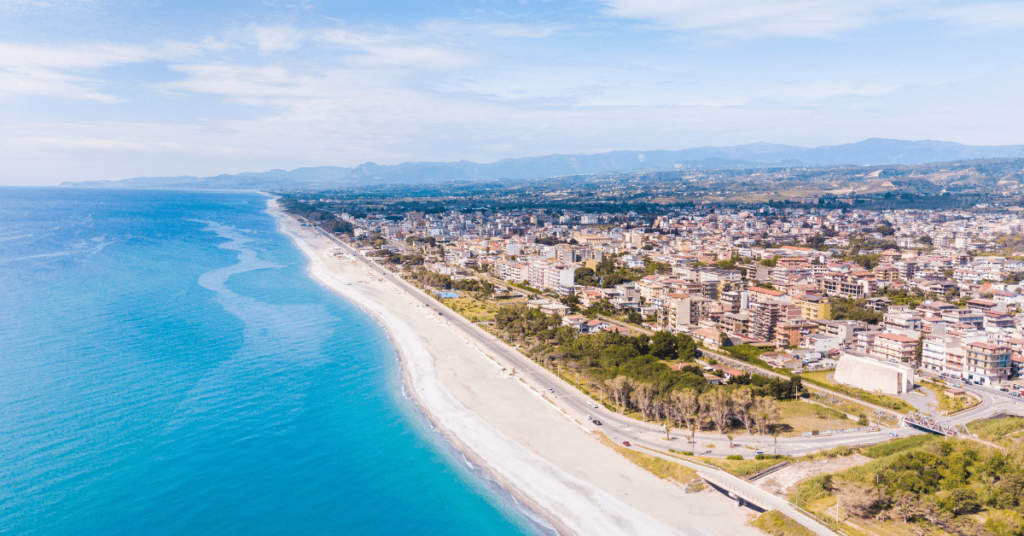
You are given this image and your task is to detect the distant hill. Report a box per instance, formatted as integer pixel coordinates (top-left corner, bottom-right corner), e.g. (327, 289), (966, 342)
(60, 138), (1024, 190)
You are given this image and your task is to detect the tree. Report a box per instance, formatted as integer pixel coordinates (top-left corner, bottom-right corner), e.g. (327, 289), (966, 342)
(892, 491), (921, 523)
(940, 488), (981, 516)
(732, 387), (755, 434)
(670, 389), (700, 432)
(985, 511), (1024, 536)
(719, 331), (732, 348)
(677, 333), (698, 361)
(606, 376), (632, 414)
(574, 267), (599, 286)
(753, 396), (779, 435)
(650, 331), (678, 359)
(630, 382), (657, 422)
(918, 235), (933, 246)
(626, 310), (643, 325)
(836, 480), (881, 519)
(699, 389), (733, 433)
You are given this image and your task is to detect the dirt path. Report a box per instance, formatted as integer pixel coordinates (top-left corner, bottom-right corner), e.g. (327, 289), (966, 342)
(754, 455), (871, 496)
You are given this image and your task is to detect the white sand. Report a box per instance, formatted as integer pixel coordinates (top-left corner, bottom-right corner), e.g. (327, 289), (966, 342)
(271, 201), (760, 536)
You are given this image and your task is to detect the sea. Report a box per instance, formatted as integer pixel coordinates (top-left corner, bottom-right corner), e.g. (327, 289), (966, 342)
(0, 188), (544, 536)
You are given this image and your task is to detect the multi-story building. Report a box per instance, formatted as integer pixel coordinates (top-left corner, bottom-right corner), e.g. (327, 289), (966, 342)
(751, 301), (799, 342)
(818, 273), (873, 299)
(793, 294), (831, 320)
(661, 293), (706, 332)
(883, 307), (923, 334)
(922, 334), (961, 374)
(871, 332), (919, 363)
(494, 259), (528, 283)
(964, 342), (1011, 385)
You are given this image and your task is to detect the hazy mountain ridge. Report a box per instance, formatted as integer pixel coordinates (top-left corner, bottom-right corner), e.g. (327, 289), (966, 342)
(60, 138), (1024, 190)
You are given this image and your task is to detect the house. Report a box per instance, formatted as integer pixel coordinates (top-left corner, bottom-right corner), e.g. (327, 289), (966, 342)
(703, 373), (724, 385)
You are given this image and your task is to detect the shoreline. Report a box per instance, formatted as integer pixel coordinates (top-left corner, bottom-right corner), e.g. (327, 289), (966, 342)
(268, 199), (760, 536)
(268, 201), (573, 535)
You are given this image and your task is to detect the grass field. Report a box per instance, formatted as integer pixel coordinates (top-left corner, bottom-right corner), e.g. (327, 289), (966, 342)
(750, 510), (816, 536)
(440, 296), (499, 322)
(800, 371), (912, 414)
(696, 456), (782, 477)
(968, 416), (1024, 448)
(775, 400), (853, 436)
(920, 379), (980, 415)
(596, 434), (698, 484)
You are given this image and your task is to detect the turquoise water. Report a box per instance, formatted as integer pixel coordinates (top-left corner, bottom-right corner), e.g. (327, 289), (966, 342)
(0, 188), (544, 536)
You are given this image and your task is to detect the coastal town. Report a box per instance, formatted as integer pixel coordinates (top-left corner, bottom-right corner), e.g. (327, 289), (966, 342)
(280, 189), (1024, 536)
(299, 195), (1024, 393)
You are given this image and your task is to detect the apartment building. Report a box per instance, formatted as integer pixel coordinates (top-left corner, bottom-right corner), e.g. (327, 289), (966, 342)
(922, 334), (961, 374)
(793, 294), (831, 320)
(964, 342), (1011, 385)
(883, 307), (924, 334)
(871, 332), (919, 363)
(818, 273), (873, 299)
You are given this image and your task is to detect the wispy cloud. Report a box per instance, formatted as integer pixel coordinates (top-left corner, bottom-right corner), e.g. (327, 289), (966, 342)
(593, 0), (1024, 38)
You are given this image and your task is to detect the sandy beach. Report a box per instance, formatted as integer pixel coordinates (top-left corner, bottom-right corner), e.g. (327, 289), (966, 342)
(270, 200), (761, 536)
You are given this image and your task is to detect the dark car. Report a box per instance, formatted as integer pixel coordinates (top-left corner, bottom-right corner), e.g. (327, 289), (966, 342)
(592, 420), (602, 425)
(622, 441), (631, 447)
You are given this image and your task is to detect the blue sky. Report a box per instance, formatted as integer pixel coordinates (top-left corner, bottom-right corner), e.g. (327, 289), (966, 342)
(2, 0), (1023, 185)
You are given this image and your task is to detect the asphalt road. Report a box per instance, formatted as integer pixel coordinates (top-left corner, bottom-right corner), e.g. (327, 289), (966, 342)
(321, 232), (839, 535)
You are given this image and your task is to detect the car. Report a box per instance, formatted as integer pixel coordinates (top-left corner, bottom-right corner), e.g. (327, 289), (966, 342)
(586, 415), (592, 420)
(754, 450), (764, 455)
(548, 388), (554, 393)
(438, 312), (443, 315)
(1013, 392), (1021, 397)
(592, 420), (602, 425)
(622, 441), (631, 447)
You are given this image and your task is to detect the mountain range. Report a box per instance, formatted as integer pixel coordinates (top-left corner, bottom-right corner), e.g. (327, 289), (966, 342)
(60, 138), (1024, 190)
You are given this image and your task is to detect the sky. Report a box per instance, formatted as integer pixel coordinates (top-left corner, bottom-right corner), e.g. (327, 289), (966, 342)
(2, 0), (1024, 185)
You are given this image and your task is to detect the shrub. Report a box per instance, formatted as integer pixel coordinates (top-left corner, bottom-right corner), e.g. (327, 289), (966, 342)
(863, 434), (937, 458)
(727, 454), (744, 460)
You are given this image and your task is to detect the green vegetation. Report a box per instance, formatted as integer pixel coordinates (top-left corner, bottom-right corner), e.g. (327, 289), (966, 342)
(278, 197), (355, 235)
(698, 456), (783, 477)
(791, 436), (1024, 536)
(750, 510), (816, 536)
(830, 297), (883, 324)
(921, 379), (980, 415)
(491, 305), (803, 432)
(774, 400), (852, 436)
(597, 434), (698, 484)
(861, 435), (938, 458)
(800, 371), (912, 413)
(969, 416), (1024, 448)
(441, 297), (499, 322)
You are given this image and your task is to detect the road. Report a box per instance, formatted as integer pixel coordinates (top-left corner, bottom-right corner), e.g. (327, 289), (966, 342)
(914, 370), (1024, 425)
(320, 230), (839, 535)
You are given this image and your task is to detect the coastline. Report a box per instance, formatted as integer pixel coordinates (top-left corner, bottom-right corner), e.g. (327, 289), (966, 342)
(269, 199), (760, 536)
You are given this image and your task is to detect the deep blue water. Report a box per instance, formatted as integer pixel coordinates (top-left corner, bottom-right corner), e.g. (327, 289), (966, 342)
(0, 188), (541, 536)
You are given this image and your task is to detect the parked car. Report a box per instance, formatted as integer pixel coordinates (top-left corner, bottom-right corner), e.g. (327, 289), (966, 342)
(586, 415), (592, 420)
(547, 388), (554, 393)
(622, 441), (631, 447)
(592, 420), (602, 425)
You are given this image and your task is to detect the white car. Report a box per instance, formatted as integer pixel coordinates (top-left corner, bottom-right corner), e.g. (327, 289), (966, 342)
(586, 415), (592, 420)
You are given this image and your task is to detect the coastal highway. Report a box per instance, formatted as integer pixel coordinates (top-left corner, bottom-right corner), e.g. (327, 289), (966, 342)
(322, 230), (893, 454)
(316, 231), (838, 535)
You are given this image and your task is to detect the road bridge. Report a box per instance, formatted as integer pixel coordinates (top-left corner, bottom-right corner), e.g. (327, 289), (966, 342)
(697, 471), (771, 510)
(902, 411), (971, 437)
